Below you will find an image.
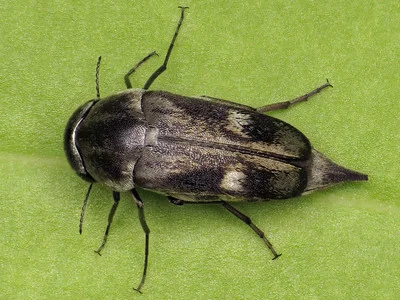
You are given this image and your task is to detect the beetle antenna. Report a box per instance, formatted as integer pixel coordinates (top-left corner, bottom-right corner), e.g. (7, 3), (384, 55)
(79, 183), (93, 234)
(95, 56), (102, 98)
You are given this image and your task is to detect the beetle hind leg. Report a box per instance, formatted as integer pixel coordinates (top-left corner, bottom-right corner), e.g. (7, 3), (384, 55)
(222, 201), (282, 260)
(168, 196), (184, 205)
(257, 79), (333, 113)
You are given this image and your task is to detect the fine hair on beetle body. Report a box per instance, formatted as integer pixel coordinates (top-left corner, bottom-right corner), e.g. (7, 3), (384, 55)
(64, 6), (368, 293)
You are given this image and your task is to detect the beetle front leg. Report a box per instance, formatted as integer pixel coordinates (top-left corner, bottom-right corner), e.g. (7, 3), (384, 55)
(131, 189), (150, 294)
(79, 183), (93, 234)
(257, 79), (333, 113)
(221, 201), (282, 260)
(95, 191), (120, 255)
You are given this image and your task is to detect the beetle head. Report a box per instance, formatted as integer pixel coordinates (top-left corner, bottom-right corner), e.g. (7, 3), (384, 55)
(64, 99), (98, 183)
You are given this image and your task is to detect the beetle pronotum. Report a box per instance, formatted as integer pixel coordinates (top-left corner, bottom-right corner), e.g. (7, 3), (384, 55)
(64, 7), (368, 292)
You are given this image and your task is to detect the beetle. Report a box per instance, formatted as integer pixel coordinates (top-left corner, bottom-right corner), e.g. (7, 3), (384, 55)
(64, 7), (368, 292)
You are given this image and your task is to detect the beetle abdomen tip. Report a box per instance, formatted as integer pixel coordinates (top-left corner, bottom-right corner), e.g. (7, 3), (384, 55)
(305, 149), (368, 193)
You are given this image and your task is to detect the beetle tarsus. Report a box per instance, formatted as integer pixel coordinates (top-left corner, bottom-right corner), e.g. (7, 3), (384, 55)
(221, 201), (281, 259)
(272, 253), (282, 260)
(294, 79), (333, 104)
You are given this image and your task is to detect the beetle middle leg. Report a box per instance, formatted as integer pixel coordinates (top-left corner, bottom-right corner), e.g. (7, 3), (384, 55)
(93, 189), (149, 293)
(131, 189), (150, 294)
(257, 79), (333, 113)
(124, 51), (159, 89)
(143, 6), (189, 90)
(123, 6), (188, 90)
(95, 191), (121, 255)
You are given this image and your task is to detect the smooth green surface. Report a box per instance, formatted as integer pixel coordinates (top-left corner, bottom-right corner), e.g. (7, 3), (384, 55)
(1, 1), (399, 299)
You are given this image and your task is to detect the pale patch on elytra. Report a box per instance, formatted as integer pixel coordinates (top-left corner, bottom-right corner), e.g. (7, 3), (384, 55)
(220, 168), (247, 192)
(225, 110), (253, 138)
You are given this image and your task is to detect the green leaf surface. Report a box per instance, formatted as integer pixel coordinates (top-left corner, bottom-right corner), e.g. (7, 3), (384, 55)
(1, 1), (399, 299)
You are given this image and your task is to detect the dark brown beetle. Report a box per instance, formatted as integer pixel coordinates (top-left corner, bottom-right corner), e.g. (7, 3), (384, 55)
(64, 7), (367, 292)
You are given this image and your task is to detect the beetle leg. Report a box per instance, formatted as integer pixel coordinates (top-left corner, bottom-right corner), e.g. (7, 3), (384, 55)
(124, 51), (159, 89)
(95, 191), (120, 255)
(257, 79), (333, 113)
(221, 201), (282, 260)
(131, 189), (150, 294)
(168, 196), (184, 205)
(143, 6), (189, 90)
(166, 198), (281, 259)
(79, 183), (93, 234)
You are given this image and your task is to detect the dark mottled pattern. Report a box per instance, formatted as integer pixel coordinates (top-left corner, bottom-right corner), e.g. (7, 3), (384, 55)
(142, 91), (311, 161)
(240, 162), (307, 199)
(133, 138), (307, 200)
(130, 91), (311, 200)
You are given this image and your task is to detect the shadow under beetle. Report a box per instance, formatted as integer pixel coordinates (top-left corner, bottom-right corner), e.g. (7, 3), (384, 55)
(64, 6), (368, 293)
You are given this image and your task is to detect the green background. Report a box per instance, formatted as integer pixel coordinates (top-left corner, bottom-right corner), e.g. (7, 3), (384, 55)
(1, 1), (399, 299)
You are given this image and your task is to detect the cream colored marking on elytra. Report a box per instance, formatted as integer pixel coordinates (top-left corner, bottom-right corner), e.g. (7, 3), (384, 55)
(221, 168), (246, 192)
(225, 110), (253, 138)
